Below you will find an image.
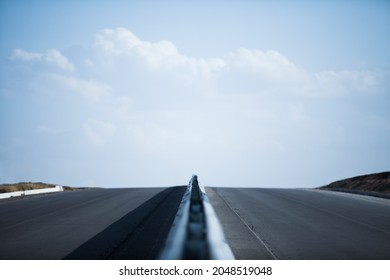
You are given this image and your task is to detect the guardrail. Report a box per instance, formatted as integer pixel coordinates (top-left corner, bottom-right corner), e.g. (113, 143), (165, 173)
(160, 175), (234, 259)
(0, 185), (64, 200)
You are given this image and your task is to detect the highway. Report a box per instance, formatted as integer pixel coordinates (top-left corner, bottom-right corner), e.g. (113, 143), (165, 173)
(0, 186), (389, 259)
(207, 187), (390, 259)
(0, 187), (185, 259)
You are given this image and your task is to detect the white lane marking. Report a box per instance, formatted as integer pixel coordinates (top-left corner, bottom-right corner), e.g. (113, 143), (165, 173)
(199, 183), (235, 260)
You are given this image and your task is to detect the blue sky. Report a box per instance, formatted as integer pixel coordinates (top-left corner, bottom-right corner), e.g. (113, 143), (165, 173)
(1, 1), (389, 188)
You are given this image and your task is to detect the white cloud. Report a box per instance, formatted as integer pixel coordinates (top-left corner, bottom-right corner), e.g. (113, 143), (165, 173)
(44, 49), (75, 72)
(94, 27), (226, 79)
(4, 27), (388, 188)
(10, 48), (75, 72)
(49, 74), (111, 102)
(91, 28), (379, 98)
(94, 27), (142, 54)
(309, 70), (379, 98)
(227, 48), (303, 80)
(10, 48), (42, 61)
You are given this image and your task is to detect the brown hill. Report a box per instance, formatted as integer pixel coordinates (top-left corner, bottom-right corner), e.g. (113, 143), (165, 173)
(0, 182), (78, 193)
(0, 182), (55, 193)
(320, 171), (390, 198)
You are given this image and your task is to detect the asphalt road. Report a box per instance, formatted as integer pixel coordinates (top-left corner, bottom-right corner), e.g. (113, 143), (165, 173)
(207, 187), (390, 260)
(0, 187), (185, 259)
(1, 186), (389, 260)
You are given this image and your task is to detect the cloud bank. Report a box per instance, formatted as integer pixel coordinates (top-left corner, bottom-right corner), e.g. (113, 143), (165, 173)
(1, 28), (388, 187)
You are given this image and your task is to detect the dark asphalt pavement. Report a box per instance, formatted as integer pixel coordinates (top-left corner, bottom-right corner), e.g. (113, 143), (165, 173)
(0, 187), (185, 259)
(208, 187), (390, 259)
(1, 186), (389, 260)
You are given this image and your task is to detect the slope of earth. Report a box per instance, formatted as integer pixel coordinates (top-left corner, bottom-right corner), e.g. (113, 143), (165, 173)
(320, 171), (390, 198)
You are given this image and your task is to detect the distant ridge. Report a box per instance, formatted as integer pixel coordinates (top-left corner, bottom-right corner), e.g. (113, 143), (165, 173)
(320, 171), (390, 198)
(0, 182), (78, 193)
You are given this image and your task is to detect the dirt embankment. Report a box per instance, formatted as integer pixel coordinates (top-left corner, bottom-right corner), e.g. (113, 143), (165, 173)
(320, 171), (390, 198)
(0, 182), (77, 193)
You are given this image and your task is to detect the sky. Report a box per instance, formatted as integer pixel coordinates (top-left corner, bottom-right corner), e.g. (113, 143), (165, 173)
(0, 0), (389, 188)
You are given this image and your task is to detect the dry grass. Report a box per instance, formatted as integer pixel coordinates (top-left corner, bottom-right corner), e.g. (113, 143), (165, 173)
(0, 182), (56, 193)
(0, 182), (82, 193)
(321, 171), (390, 195)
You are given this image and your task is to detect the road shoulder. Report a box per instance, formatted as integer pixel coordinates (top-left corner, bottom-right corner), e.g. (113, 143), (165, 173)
(205, 187), (275, 260)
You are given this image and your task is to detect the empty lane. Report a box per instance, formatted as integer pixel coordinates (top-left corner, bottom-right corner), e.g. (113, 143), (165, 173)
(0, 187), (185, 259)
(208, 188), (390, 259)
(2, 185), (389, 260)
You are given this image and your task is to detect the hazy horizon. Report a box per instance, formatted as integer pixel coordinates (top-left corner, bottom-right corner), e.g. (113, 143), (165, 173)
(1, 1), (389, 188)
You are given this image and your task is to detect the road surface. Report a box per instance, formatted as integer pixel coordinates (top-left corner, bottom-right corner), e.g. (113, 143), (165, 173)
(1, 186), (389, 259)
(207, 187), (390, 259)
(0, 187), (185, 259)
